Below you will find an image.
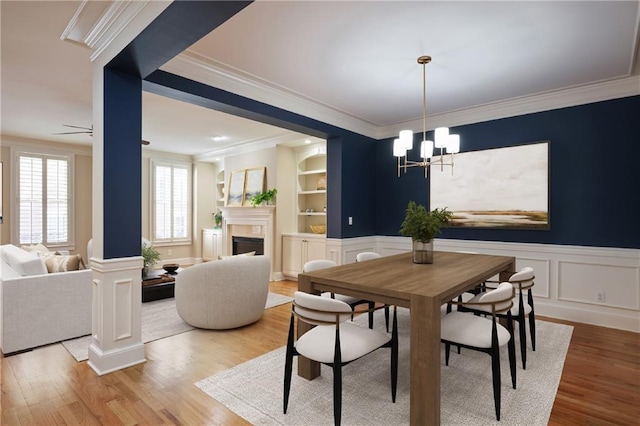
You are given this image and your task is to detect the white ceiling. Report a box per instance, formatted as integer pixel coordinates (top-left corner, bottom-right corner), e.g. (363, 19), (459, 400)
(2, 1), (639, 160)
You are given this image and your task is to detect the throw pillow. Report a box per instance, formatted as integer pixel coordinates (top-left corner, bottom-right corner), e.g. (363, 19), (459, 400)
(43, 253), (86, 273)
(218, 251), (256, 261)
(21, 243), (50, 254)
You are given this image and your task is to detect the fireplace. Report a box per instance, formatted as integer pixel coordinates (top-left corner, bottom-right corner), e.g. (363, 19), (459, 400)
(220, 205), (275, 280)
(233, 236), (264, 256)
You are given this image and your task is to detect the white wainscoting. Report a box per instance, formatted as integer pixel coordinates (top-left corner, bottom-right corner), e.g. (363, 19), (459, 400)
(325, 237), (640, 332)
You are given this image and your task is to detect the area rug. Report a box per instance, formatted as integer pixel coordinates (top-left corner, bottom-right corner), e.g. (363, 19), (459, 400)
(195, 308), (573, 425)
(63, 292), (292, 362)
(265, 292), (293, 309)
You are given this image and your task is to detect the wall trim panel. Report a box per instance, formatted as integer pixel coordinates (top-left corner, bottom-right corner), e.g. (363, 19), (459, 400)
(325, 237), (640, 332)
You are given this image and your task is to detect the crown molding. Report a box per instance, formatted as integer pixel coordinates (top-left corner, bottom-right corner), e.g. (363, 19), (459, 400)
(1, 134), (93, 156)
(193, 131), (299, 163)
(377, 75), (640, 139)
(161, 51), (380, 139)
(60, 1), (170, 66)
(164, 50), (640, 142)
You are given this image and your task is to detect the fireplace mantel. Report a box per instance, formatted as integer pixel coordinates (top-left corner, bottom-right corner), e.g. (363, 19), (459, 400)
(220, 206), (275, 279)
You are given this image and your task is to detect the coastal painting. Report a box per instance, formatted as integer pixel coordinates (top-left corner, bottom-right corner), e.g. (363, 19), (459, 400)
(430, 141), (549, 229)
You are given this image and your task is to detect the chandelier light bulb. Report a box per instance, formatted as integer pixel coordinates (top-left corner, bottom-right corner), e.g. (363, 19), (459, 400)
(393, 139), (407, 157)
(434, 127), (450, 149)
(447, 134), (460, 154)
(421, 140), (434, 159)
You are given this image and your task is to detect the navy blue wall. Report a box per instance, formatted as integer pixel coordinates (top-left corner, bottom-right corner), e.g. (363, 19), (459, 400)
(374, 95), (640, 249)
(327, 134), (377, 238)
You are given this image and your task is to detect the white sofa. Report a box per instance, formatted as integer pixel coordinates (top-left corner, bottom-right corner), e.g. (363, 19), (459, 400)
(175, 255), (270, 329)
(0, 244), (92, 354)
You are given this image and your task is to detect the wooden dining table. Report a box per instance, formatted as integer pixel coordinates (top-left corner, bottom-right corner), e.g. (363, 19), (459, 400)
(297, 250), (516, 425)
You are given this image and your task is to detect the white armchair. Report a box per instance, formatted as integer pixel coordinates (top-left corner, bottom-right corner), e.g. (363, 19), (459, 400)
(175, 255), (270, 329)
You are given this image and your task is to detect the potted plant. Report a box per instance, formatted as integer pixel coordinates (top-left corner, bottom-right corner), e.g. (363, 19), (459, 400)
(250, 188), (277, 207)
(214, 210), (223, 228)
(399, 201), (452, 264)
(141, 243), (161, 276)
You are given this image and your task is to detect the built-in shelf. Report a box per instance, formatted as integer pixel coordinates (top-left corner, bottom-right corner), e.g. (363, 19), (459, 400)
(298, 168), (326, 176)
(298, 190), (326, 195)
(216, 169), (225, 207)
(296, 144), (326, 234)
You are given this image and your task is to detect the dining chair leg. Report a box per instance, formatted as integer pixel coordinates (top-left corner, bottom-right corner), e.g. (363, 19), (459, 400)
(333, 329), (343, 426)
(518, 296), (527, 369)
(507, 312), (517, 389)
(384, 305), (390, 332)
(283, 315), (295, 414)
(444, 342), (451, 366)
(491, 345), (502, 421)
(528, 290), (536, 351)
(368, 301), (375, 329)
(390, 307), (398, 403)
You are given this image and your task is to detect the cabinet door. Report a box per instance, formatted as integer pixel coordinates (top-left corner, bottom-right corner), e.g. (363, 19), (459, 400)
(305, 238), (327, 263)
(202, 230), (214, 261)
(283, 236), (303, 278)
(213, 231), (223, 261)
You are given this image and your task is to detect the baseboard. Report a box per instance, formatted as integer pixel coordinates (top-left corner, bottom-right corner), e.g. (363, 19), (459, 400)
(88, 340), (146, 376)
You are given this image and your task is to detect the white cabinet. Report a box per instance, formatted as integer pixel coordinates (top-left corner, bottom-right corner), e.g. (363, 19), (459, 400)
(202, 228), (223, 261)
(282, 234), (326, 278)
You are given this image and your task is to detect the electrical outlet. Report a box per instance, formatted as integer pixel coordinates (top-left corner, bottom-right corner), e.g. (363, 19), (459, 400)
(348, 217), (353, 225)
(168, 249), (173, 256)
(596, 291), (605, 303)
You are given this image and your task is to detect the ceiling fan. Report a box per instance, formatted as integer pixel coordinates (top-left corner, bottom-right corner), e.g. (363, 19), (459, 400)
(53, 124), (150, 145)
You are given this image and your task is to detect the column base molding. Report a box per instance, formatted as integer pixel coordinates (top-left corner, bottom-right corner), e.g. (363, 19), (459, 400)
(88, 340), (145, 376)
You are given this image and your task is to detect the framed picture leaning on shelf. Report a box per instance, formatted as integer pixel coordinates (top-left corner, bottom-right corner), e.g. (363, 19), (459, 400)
(227, 169), (246, 206)
(243, 167), (266, 206)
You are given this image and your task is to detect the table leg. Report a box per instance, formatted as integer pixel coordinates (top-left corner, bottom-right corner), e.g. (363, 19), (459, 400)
(410, 294), (441, 425)
(297, 274), (320, 380)
(499, 259), (516, 281)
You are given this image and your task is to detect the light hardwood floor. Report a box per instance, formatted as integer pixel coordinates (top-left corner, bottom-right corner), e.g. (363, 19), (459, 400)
(1, 280), (638, 425)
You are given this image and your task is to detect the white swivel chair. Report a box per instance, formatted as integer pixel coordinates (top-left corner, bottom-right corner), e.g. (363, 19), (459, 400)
(441, 282), (517, 421)
(283, 291), (398, 425)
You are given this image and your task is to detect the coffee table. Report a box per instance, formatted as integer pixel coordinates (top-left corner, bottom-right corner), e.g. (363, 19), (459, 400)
(142, 269), (180, 302)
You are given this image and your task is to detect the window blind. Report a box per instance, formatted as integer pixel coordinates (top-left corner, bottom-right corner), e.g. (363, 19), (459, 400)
(152, 161), (190, 242)
(18, 154), (70, 246)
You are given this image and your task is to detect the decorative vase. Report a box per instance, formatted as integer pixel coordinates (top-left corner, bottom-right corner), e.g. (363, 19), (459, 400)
(412, 239), (434, 264)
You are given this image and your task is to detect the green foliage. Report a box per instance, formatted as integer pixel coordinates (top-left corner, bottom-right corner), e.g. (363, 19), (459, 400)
(214, 210), (223, 227)
(250, 188), (278, 207)
(399, 201), (452, 243)
(142, 244), (161, 268)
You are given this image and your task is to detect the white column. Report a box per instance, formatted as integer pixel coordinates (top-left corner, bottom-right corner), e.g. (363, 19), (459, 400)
(88, 62), (145, 375)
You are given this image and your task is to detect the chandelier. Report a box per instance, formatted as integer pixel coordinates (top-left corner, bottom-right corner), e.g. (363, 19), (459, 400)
(393, 55), (460, 177)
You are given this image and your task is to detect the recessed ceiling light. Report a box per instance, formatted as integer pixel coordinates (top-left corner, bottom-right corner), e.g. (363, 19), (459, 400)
(211, 135), (226, 141)
(304, 139), (311, 144)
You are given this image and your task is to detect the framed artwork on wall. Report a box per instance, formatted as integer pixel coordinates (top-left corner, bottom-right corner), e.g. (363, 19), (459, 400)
(227, 169), (246, 207)
(430, 141), (550, 229)
(243, 167), (266, 206)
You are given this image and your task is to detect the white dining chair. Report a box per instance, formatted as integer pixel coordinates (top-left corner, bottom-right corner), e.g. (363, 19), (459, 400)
(441, 282), (517, 421)
(475, 267), (536, 369)
(355, 252), (390, 331)
(302, 260), (371, 327)
(283, 291), (398, 425)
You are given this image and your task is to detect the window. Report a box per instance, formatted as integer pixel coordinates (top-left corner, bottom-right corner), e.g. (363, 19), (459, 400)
(15, 151), (73, 247)
(151, 160), (191, 243)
